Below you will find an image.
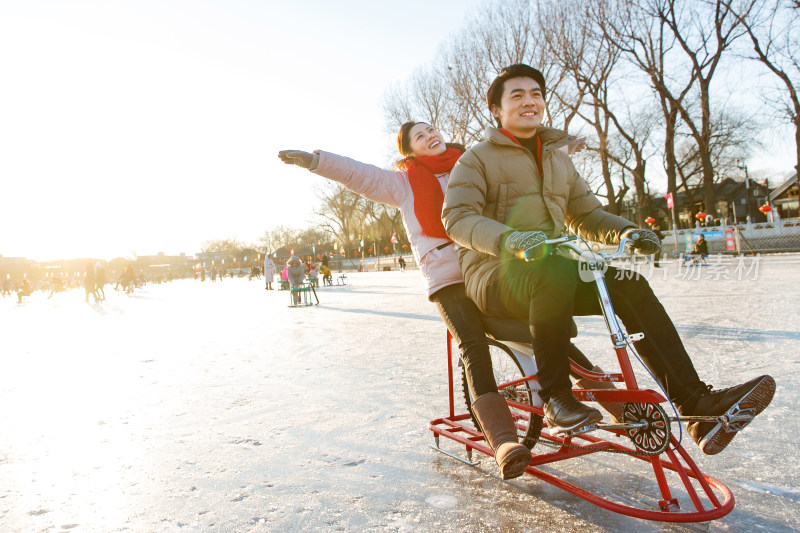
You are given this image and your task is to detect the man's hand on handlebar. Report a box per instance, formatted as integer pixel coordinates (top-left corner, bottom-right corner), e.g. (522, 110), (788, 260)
(503, 230), (550, 261)
(622, 228), (661, 255)
(278, 150), (319, 170)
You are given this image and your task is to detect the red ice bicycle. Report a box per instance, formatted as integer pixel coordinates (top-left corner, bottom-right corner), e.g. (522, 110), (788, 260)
(429, 235), (755, 523)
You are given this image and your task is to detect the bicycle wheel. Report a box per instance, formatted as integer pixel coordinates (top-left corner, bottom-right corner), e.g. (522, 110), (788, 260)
(461, 339), (542, 450)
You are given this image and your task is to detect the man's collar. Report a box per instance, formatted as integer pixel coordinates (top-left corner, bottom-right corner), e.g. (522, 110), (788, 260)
(485, 125), (574, 151)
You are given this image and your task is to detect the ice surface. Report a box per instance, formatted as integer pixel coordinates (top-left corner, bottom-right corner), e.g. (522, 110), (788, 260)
(1, 255), (799, 532)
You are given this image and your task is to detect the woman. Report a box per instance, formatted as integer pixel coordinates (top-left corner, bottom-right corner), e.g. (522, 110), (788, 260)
(286, 256), (305, 305)
(264, 254), (276, 290)
(279, 122), (595, 479)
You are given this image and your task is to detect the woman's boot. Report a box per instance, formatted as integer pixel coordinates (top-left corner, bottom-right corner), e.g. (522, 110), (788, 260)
(471, 392), (532, 480)
(574, 366), (625, 424)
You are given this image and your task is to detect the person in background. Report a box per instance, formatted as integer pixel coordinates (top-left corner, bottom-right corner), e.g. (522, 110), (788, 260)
(84, 263), (98, 303)
(17, 278), (32, 303)
(307, 264), (319, 286)
(264, 254), (276, 290)
(692, 234), (709, 265)
(319, 263), (333, 286)
(286, 256), (305, 304)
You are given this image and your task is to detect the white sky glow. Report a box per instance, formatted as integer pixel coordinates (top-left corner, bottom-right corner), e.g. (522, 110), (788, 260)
(0, 0), (483, 261)
(0, 1), (794, 262)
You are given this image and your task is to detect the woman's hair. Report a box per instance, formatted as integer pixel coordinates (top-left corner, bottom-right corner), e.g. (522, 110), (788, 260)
(396, 121), (423, 157)
(395, 121), (465, 169)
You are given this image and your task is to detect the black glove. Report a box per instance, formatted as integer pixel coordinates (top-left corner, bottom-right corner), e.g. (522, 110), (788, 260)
(278, 150), (319, 169)
(503, 230), (549, 261)
(622, 228), (661, 254)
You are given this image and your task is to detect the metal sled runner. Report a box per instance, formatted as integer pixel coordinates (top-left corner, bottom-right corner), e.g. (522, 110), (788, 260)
(429, 236), (736, 523)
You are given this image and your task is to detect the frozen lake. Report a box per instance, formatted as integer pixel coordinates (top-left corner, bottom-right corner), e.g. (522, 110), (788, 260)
(1, 255), (799, 532)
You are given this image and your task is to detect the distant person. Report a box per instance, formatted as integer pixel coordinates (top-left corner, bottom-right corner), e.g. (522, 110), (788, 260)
(123, 264), (136, 292)
(319, 263), (333, 286)
(2, 276), (11, 297)
(95, 263), (106, 300)
(17, 278), (32, 303)
(286, 256), (305, 304)
(690, 234), (709, 265)
(398, 256), (406, 272)
(84, 263), (98, 303)
(264, 255), (276, 290)
(307, 264), (319, 286)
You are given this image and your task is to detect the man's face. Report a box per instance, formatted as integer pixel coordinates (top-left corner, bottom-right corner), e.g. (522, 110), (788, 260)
(491, 76), (545, 138)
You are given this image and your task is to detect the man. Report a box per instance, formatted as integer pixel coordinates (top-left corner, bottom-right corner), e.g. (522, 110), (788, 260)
(442, 64), (774, 454)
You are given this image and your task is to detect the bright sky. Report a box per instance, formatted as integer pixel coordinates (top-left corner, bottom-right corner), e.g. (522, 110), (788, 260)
(1, 1), (794, 263)
(0, 0), (484, 262)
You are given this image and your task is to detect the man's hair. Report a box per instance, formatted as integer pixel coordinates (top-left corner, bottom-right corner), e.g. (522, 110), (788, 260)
(486, 64), (546, 127)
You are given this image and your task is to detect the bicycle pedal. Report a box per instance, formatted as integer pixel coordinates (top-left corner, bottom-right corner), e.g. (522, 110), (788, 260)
(553, 423), (598, 438)
(720, 403), (757, 432)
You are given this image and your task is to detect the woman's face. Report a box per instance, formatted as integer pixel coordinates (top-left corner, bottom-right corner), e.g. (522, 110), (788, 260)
(408, 123), (446, 157)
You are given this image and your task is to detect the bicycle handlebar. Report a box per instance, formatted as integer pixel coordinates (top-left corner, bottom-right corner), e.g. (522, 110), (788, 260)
(543, 235), (633, 263)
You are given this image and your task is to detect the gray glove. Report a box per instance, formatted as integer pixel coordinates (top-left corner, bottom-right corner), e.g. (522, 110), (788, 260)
(622, 228), (661, 254)
(503, 230), (549, 261)
(278, 150), (319, 169)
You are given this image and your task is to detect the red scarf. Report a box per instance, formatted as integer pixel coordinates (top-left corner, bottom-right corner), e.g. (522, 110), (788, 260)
(404, 147), (462, 239)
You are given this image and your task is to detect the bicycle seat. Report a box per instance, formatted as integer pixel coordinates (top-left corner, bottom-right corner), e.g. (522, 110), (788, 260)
(480, 314), (578, 342)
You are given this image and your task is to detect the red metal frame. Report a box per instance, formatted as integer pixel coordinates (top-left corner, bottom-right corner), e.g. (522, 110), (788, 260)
(430, 331), (735, 523)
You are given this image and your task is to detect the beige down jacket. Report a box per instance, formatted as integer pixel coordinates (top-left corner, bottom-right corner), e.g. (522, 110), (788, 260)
(441, 126), (635, 314)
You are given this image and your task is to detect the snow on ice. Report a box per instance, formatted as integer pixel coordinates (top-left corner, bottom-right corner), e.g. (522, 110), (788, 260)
(1, 255), (799, 532)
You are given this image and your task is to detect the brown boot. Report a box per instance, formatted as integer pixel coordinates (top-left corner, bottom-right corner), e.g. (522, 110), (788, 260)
(575, 366), (625, 424)
(471, 392), (532, 480)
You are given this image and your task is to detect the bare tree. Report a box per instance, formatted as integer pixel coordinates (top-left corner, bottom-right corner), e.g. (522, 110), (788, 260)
(314, 182), (364, 257)
(383, 0), (572, 147)
(259, 226), (298, 254)
(660, 0), (754, 213)
(728, 0), (800, 178)
(542, 0), (644, 215)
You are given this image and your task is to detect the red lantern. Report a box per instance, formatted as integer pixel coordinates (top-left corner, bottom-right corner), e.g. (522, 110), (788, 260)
(384, 247), (389, 252)
(340, 251), (345, 256)
(645, 217), (655, 225)
(402, 244), (408, 249)
(695, 212), (707, 220)
(368, 248), (373, 253)
(759, 204), (772, 213)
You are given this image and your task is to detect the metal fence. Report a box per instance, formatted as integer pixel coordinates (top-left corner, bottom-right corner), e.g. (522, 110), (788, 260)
(660, 217), (800, 255)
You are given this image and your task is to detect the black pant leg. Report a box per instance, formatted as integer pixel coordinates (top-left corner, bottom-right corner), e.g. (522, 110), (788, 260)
(486, 255), (579, 401)
(431, 283), (498, 398)
(571, 267), (706, 410)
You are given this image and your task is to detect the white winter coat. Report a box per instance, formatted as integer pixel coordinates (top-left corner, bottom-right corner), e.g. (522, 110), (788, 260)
(264, 257), (276, 280)
(312, 151), (463, 297)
